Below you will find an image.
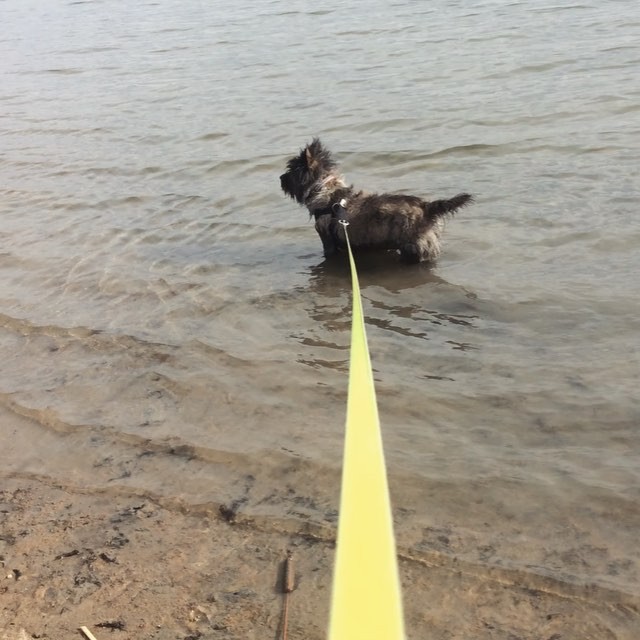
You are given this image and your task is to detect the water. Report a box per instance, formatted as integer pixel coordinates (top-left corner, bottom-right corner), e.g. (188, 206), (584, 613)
(2, 0), (640, 601)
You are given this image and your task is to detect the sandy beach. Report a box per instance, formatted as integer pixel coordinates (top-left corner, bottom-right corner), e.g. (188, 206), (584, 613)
(2, 470), (638, 640)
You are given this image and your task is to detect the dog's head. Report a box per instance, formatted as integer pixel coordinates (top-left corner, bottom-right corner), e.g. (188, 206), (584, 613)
(280, 138), (336, 204)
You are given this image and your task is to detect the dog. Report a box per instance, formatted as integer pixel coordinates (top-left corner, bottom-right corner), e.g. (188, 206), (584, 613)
(280, 138), (472, 263)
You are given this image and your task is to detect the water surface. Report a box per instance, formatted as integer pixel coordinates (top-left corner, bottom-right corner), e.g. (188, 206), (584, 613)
(2, 0), (640, 602)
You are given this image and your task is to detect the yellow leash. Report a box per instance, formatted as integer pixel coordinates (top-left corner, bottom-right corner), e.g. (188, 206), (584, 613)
(328, 219), (406, 640)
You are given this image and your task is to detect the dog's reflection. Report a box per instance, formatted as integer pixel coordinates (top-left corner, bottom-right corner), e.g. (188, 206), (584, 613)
(295, 253), (479, 371)
(308, 251), (452, 293)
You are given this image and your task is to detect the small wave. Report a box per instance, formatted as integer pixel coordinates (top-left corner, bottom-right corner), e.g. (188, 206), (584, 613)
(422, 143), (511, 159)
(43, 67), (85, 75)
(0, 312), (100, 340)
(197, 132), (230, 141)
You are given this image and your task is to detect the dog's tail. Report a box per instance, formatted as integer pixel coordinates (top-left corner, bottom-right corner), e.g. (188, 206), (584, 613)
(424, 193), (473, 222)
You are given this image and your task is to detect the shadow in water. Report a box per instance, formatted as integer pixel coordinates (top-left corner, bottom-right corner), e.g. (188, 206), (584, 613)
(307, 250), (449, 294)
(294, 251), (481, 371)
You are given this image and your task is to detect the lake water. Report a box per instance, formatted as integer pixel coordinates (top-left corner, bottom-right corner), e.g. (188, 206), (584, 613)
(2, 0), (639, 602)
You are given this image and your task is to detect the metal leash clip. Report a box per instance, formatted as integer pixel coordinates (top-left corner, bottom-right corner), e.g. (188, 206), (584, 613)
(333, 198), (349, 225)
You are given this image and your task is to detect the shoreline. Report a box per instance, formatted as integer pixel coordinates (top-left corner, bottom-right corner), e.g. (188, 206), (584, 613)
(2, 475), (638, 639)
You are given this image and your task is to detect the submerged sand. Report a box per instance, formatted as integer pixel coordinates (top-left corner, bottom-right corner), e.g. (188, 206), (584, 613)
(1, 474), (638, 640)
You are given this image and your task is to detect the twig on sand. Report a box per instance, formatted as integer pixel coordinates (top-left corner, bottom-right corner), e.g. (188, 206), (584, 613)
(79, 627), (98, 640)
(281, 550), (295, 640)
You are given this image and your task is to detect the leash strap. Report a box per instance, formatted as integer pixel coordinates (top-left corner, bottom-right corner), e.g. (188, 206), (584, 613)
(328, 221), (406, 640)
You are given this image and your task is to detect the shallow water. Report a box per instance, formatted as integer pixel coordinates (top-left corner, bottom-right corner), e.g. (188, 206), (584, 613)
(2, 0), (640, 600)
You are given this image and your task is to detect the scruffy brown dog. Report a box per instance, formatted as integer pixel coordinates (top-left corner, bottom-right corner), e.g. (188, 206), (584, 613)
(280, 138), (472, 263)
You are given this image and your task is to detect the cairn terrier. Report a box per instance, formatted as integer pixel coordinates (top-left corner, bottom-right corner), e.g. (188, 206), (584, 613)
(280, 138), (472, 263)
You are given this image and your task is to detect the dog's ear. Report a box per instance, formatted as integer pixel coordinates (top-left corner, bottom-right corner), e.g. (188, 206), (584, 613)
(305, 138), (326, 171)
(305, 146), (318, 171)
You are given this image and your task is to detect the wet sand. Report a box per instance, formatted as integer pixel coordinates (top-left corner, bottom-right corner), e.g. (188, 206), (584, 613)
(2, 471), (638, 640)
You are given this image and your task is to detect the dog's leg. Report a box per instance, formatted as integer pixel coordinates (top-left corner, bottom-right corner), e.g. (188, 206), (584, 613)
(399, 243), (421, 264)
(315, 216), (340, 257)
(412, 227), (443, 263)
